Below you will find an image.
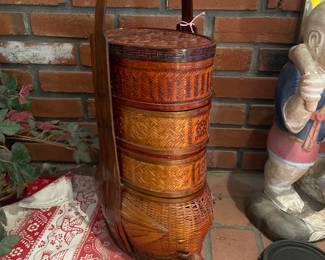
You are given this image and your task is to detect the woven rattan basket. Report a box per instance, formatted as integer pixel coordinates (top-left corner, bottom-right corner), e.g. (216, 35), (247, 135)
(92, 1), (216, 259)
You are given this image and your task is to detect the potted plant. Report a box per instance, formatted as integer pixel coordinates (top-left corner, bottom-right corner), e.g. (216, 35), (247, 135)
(0, 70), (97, 255)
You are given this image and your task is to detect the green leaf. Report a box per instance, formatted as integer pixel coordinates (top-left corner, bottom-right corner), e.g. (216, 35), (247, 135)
(0, 120), (20, 136)
(5, 76), (17, 92)
(0, 209), (6, 226)
(0, 148), (12, 162)
(67, 122), (79, 133)
(11, 164), (24, 198)
(91, 137), (99, 149)
(11, 164), (22, 184)
(19, 164), (38, 182)
(28, 118), (36, 129)
(15, 183), (24, 198)
(73, 143), (91, 163)
(30, 130), (40, 137)
(73, 150), (91, 164)
(0, 235), (20, 256)
(0, 71), (9, 87)
(0, 162), (6, 173)
(11, 143), (31, 164)
(0, 97), (7, 109)
(0, 223), (6, 241)
(0, 109), (8, 121)
(68, 135), (81, 147)
(0, 133), (5, 144)
(7, 97), (23, 111)
(49, 130), (65, 136)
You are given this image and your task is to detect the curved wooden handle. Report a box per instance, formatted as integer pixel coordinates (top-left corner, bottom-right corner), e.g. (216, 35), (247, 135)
(91, 0), (194, 255)
(92, 0), (132, 254)
(177, 0), (196, 33)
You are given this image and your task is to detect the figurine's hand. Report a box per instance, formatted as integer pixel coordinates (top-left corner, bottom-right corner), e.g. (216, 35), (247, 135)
(299, 73), (325, 112)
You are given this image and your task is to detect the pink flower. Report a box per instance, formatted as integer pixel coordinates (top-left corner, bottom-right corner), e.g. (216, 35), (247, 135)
(6, 110), (33, 122)
(19, 84), (32, 104)
(38, 122), (56, 130)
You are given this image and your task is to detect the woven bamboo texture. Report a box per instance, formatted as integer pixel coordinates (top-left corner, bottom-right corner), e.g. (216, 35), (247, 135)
(110, 58), (214, 111)
(96, 28), (216, 259)
(114, 104), (210, 154)
(121, 186), (214, 259)
(118, 148), (207, 197)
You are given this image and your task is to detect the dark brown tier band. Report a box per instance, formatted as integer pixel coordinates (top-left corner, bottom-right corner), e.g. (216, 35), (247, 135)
(106, 28), (216, 62)
(109, 45), (216, 62)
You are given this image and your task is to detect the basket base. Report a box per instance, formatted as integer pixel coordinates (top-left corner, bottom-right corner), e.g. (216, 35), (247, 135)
(134, 252), (204, 260)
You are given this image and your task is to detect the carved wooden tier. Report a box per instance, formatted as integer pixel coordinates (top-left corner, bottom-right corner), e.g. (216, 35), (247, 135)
(98, 28), (216, 259)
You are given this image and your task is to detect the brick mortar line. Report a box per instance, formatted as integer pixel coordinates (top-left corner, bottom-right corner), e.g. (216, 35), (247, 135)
(204, 14), (214, 38)
(0, 36), (294, 50)
(81, 95), (90, 120)
(258, 0), (267, 12)
(207, 147), (267, 153)
(207, 170), (263, 175)
(160, 0), (166, 11)
(215, 43), (293, 48)
(31, 65), (41, 94)
(1, 63), (280, 80)
(236, 149), (243, 169)
(212, 71), (279, 77)
(0, 64), (92, 72)
(208, 167), (263, 172)
(113, 13), (120, 28)
(209, 123), (265, 130)
(211, 98), (274, 104)
(212, 98), (274, 105)
(30, 89), (91, 97)
(249, 47), (260, 73)
(0, 35), (91, 43)
(0, 5), (300, 17)
(207, 146), (267, 152)
(207, 147), (239, 152)
(209, 124), (269, 130)
(243, 100), (251, 129)
(209, 147), (268, 153)
(22, 12), (31, 34)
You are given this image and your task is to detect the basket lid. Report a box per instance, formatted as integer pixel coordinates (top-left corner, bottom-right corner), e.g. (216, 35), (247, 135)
(260, 240), (325, 260)
(105, 28), (216, 62)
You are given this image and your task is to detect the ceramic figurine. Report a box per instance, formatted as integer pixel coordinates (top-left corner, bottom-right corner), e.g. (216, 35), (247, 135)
(247, 2), (325, 242)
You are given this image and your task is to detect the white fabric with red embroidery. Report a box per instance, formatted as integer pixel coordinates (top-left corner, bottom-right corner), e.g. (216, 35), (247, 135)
(0, 174), (131, 260)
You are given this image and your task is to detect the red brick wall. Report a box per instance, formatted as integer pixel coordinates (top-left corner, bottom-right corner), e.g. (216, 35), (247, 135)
(0, 0), (304, 171)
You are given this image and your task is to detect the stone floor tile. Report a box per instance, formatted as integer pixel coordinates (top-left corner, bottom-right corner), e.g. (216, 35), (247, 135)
(213, 197), (249, 226)
(211, 228), (260, 260)
(316, 240), (325, 252)
(208, 172), (263, 200)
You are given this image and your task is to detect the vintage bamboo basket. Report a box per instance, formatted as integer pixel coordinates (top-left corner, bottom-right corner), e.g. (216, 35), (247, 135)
(92, 1), (216, 259)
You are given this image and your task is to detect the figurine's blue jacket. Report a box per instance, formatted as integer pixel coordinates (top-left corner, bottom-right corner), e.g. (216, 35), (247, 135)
(275, 62), (325, 143)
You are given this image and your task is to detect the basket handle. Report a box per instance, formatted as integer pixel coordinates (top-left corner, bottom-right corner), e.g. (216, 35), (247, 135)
(91, 0), (132, 254)
(177, 0), (197, 33)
